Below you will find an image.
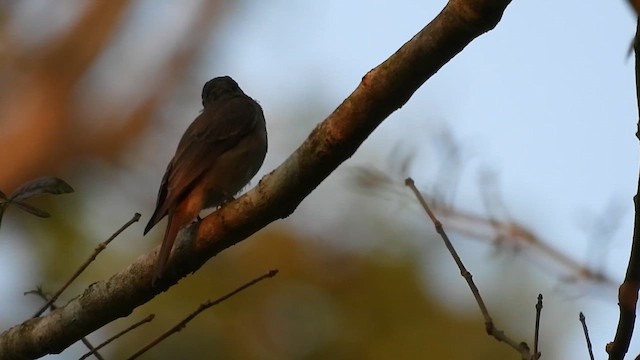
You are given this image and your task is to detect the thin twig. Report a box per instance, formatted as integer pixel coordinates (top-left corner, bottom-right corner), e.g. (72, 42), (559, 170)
(405, 178), (532, 359)
(125, 269), (278, 360)
(533, 294), (543, 359)
(33, 213), (141, 318)
(579, 312), (595, 360)
(24, 288), (105, 360)
(78, 314), (155, 360)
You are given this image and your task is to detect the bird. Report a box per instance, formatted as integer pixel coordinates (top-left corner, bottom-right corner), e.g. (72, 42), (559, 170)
(144, 76), (267, 285)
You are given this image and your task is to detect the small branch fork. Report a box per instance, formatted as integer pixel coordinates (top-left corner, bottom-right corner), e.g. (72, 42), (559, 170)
(22, 213), (141, 359)
(24, 288), (105, 360)
(33, 213), (141, 318)
(406, 178), (540, 359)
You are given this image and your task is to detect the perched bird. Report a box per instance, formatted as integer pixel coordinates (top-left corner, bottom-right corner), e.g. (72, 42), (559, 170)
(144, 76), (267, 284)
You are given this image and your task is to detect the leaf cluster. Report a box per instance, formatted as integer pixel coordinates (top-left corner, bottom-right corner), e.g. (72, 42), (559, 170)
(0, 176), (74, 228)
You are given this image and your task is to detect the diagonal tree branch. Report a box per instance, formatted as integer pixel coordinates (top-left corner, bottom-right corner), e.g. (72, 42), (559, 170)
(0, 0), (512, 358)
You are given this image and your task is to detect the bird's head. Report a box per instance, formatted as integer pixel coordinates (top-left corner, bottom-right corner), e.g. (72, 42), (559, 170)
(201, 76), (244, 107)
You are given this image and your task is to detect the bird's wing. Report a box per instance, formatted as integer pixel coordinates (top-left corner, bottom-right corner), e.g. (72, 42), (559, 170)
(145, 96), (263, 232)
(144, 159), (173, 234)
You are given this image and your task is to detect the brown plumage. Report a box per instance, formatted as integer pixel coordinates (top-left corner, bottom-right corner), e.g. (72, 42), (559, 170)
(144, 76), (267, 285)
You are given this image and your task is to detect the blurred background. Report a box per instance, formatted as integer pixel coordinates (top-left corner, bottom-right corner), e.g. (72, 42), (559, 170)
(0, 0), (637, 359)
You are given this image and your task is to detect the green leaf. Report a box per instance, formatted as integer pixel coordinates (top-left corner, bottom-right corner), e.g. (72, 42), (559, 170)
(10, 177), (74, 202)
(11, 201), (51, 218)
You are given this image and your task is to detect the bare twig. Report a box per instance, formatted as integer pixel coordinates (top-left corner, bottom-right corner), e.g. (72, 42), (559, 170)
(533, 294), (543, 359)
(405, 178), (532, 359)
(125, 269), (278, 360)
(25, 288), (105, 360)
(608, 16), (640, 360)
(579, 312), (595, 360)
(78, 314), (155, 360)
(33, 213), (141, 318)
(405, 178), (490, 318)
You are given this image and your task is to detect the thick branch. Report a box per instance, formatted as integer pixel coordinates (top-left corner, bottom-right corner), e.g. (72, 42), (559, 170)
(608, 16), (640, 360)
(0, 0), (512, 358)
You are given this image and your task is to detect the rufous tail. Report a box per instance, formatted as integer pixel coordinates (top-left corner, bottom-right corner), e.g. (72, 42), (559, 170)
(152, 207), (192, 285)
